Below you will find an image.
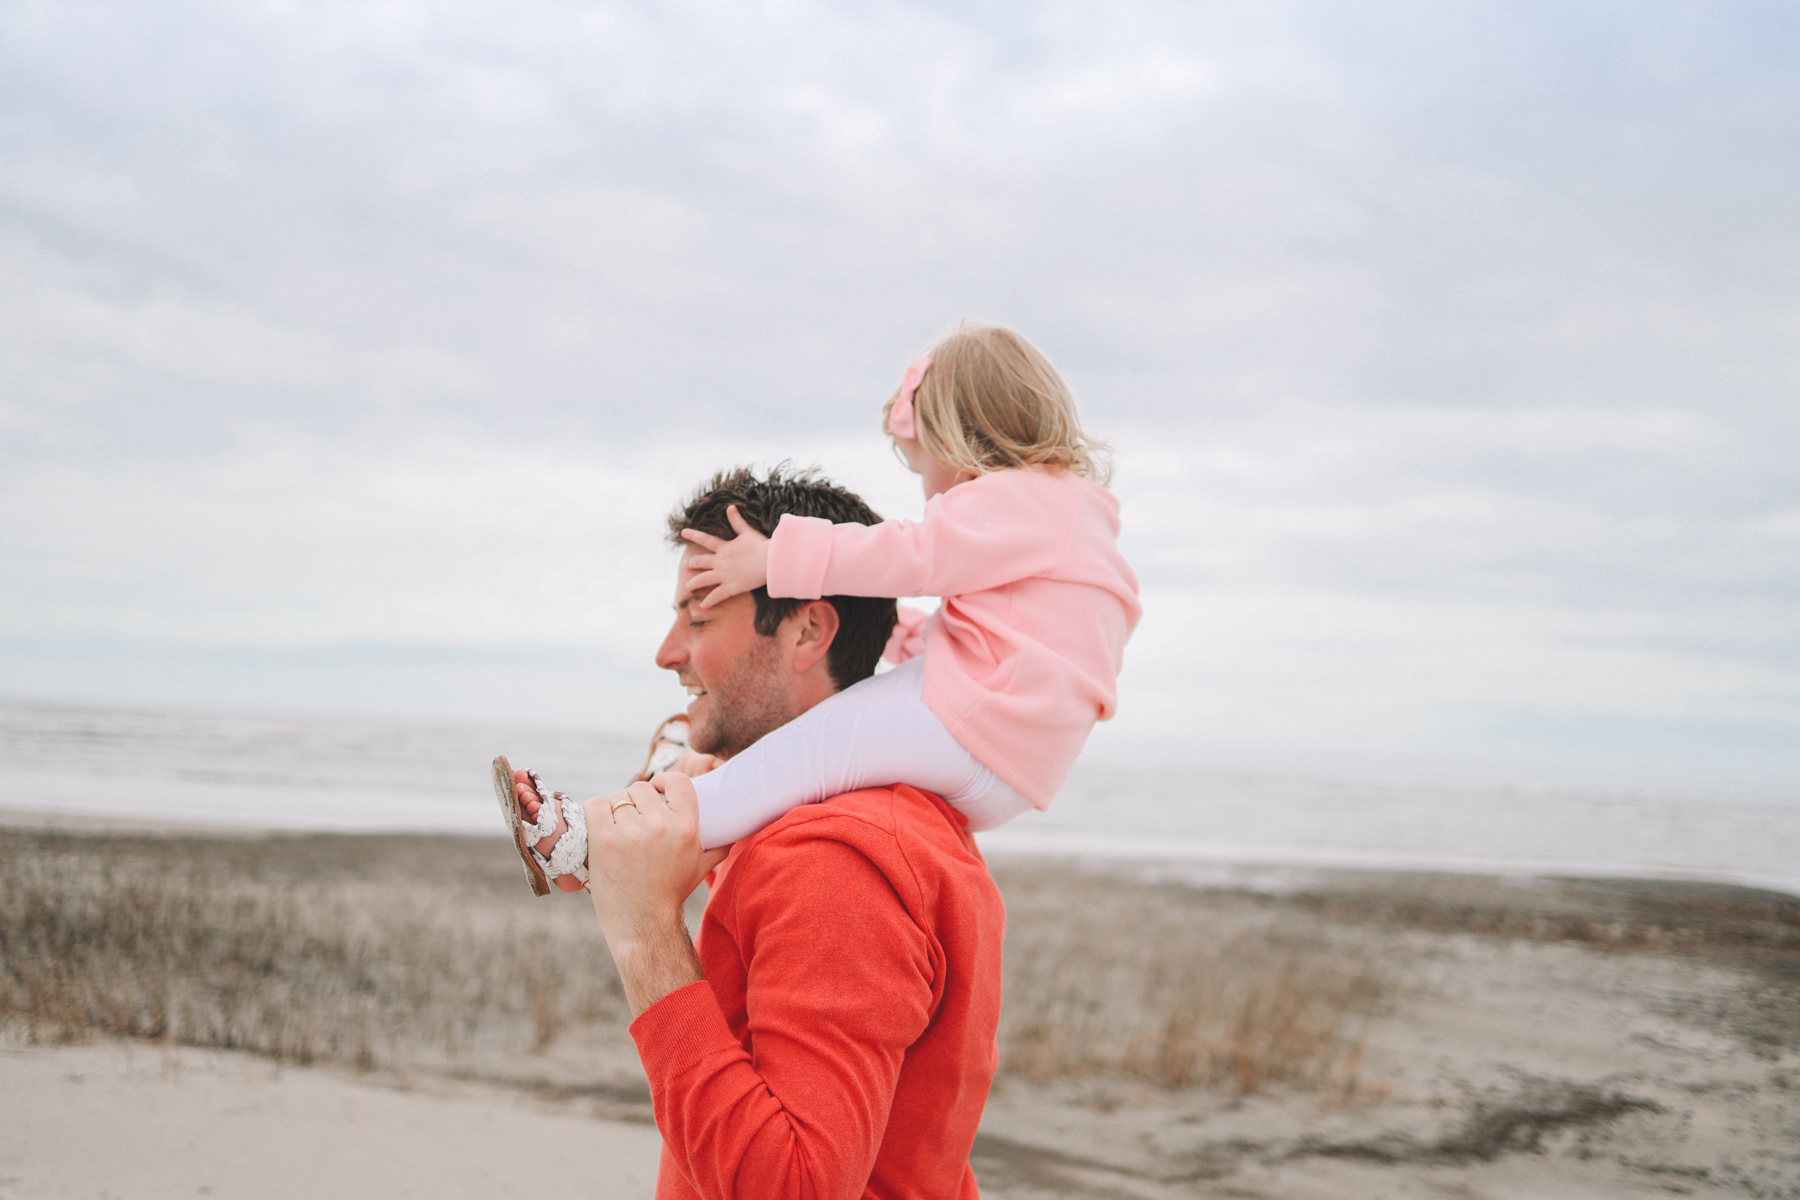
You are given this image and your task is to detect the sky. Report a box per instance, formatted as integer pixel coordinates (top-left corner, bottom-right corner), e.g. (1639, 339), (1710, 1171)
(2, 0), (1797, 800)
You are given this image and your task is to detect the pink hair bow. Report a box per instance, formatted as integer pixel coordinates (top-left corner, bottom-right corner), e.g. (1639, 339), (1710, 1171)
(886, 357), (932, 440)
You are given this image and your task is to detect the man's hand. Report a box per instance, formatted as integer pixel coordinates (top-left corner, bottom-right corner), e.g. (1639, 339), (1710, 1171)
(584, 773), (731, 1018)
(680, 505), (771, 609)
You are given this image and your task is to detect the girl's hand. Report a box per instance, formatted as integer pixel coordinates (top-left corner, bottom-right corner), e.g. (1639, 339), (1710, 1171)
(681, 505), (771, 608)
(669, 751), (724, 776)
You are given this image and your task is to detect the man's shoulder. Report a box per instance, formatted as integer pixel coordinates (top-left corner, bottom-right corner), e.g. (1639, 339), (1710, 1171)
(719, 784), (998, 915)
(754, 783), (970, 852)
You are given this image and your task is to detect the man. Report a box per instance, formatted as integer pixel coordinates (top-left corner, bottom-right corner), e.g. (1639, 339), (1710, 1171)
(580, 466), (1006, 1199)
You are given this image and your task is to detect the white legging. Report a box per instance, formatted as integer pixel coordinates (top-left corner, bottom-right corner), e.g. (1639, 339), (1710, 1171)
(691, 658), (1033, 850)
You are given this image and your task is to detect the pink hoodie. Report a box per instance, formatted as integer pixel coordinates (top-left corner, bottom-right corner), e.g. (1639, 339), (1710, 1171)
(765, 467), (1141, 809)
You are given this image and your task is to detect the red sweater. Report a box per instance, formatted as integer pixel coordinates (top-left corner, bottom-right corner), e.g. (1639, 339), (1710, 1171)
(629, 784), (1007, 1199)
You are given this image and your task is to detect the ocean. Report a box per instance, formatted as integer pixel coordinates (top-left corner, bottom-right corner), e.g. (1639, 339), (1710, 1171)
(3, 697), (1795, 895)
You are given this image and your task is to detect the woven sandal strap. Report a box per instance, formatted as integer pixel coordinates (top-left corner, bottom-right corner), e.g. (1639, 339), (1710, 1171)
(541, 789), (589, 885)
(519, 771), (559, 842)
(522, 773), (590, 886)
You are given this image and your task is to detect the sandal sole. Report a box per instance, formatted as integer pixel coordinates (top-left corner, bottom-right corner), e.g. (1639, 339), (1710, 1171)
(492, 754), (553, 898)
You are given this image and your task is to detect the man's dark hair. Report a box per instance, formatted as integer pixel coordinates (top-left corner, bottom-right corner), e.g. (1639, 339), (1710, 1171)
(668, 465), (897, 691)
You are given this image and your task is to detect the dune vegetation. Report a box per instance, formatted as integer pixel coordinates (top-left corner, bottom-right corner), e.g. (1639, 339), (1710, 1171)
(0, 829), (1381, 1096)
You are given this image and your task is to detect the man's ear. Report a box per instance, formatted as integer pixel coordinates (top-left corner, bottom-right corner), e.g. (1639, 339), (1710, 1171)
(784, 599), (840, 675)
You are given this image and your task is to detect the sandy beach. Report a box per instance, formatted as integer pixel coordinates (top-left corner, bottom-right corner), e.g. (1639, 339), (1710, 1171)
(0, 1041), (663, 1200)
(2, 828), (1796, 1199)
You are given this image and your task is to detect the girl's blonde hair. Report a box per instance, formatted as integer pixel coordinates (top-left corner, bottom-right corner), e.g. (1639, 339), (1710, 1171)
(884, 322), (1111, 485)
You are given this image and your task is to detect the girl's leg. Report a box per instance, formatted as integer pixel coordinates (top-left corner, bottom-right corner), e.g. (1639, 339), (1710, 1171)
(691, 659), (1032, 848)
(941, 766), (1034, 833)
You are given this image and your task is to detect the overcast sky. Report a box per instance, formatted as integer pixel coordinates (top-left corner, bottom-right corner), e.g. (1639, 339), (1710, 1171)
(3, 0), (1796, 798)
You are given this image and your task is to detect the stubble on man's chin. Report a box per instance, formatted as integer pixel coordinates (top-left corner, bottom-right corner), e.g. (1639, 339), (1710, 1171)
(691, 636), (800, 760)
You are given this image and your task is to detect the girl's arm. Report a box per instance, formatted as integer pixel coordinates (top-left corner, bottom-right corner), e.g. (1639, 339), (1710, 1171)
(767, 474), (1068, 601)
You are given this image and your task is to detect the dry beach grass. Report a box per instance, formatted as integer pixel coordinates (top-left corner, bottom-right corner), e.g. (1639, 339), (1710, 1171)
(0, 830), (1380, 1097)
(992, 865), (1383, 1095)
(4, 826), (1799, 1197)
(0, 831), (645, 1099)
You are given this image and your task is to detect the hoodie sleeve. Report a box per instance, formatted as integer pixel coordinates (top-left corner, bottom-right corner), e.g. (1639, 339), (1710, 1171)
(630, 835), (936, 1199)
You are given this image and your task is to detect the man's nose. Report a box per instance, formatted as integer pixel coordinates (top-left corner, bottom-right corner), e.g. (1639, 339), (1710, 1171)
(654, 619), (686, 672)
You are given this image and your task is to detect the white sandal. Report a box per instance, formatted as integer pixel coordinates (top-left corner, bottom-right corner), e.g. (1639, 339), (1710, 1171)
(635, 713), (692, 781)
(492, 714), (692, 898)
(491, 757), (588, 897)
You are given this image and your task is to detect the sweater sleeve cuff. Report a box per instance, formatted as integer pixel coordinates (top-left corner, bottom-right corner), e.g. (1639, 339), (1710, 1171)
(882, 605), (930, 665)
(629, 979), (738, 1081)
(766, 514), (834, 599)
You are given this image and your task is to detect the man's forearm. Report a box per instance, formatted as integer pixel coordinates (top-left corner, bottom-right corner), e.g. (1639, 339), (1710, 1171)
(579, 779), (719, 1018)
(607, 917), (706, 1019)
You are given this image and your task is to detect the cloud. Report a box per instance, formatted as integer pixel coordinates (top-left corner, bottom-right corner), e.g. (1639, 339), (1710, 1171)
(1, 0), (1796, 793)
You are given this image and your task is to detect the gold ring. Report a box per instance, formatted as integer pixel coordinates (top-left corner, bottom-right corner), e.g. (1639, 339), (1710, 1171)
(610, 799), (639, 815)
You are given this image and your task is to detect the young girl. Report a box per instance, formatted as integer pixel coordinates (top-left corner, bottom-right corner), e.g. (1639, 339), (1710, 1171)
(502, 322), (1140, 889)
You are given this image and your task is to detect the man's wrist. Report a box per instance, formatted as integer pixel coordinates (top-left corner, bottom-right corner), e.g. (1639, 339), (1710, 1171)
(606, 916), (705, 1019)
